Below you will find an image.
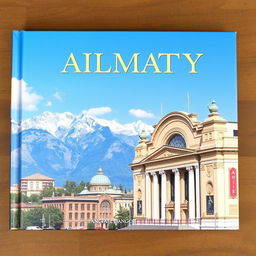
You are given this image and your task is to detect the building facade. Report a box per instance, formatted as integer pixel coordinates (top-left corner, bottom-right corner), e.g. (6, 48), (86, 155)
(130, 102), (238, 229)
(42, 168), (133, 229)
(20, 173), (55, 196)
(43, 194), (114, 229)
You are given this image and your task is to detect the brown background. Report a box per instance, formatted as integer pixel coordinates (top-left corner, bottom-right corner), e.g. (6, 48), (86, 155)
(0, 0), (256, 255)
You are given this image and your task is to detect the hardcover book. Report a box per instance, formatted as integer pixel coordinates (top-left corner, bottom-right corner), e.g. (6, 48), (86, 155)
(11, 31), (238, 230)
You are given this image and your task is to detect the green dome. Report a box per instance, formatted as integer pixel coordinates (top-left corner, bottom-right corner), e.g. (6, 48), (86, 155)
(89, 168), (111, 185)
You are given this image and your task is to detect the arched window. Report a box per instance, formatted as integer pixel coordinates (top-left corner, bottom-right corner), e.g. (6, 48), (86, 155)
(100, 200), (111, 211)
(169, 134), (186, 148)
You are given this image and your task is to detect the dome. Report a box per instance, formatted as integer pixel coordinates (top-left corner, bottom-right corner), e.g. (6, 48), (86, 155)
(89, 168), (111, 186)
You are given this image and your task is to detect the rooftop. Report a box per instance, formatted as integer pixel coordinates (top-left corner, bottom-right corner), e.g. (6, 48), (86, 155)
(89, 168), (111, 186)
(21, 173), (55, 181)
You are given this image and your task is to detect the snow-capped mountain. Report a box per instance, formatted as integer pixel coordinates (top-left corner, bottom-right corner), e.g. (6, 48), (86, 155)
(11, 112), (154, 189)
(12, 111), (153, 138)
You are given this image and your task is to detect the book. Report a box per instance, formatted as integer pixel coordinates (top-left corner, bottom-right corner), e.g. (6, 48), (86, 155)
(10, 31), (238, 230)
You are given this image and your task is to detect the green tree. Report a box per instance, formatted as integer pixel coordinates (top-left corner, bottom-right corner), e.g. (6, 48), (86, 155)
(29, 194), (41, 204)
(75, 181), (86, 194)
(20, 194), (29, 203)
(40, 187), (55, 198)
(63, 180), (77, 195)
(55, 188), (66, 196)
(21, 208), (44, 229)
(20, 207), (63, 229)
(10, 193), (21, 203)
(115, 206), (131, 229)
(10, 210), (20, 229)
(108, 222), (116, 230)
(87, 221), (95, 230)
(44, 206), (63, 229)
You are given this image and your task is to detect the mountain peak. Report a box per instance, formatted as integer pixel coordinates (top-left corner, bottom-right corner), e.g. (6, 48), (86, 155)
(12, 111), (154, 138)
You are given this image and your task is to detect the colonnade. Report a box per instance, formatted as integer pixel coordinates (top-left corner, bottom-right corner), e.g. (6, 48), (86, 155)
(145, 165), (200, 220)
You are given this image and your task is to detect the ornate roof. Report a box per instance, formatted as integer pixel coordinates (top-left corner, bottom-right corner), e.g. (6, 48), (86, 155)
(89, 168), (111, 186)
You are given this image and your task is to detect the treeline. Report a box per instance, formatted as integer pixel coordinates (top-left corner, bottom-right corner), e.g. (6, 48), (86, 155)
(11, 206), (63, 229)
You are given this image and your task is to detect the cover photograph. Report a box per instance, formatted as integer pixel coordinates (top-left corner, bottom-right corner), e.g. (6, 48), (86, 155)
(10, 31), (238, 230)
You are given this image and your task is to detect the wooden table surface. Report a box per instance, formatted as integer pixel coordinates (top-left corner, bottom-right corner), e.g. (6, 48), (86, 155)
(0, 0), (256, 255)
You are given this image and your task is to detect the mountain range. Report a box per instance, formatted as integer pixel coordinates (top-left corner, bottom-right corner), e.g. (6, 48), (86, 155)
(11, 111), (154, 189)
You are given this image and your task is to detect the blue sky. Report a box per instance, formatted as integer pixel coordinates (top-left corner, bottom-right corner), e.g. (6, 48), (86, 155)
(12, 31), (237, 123)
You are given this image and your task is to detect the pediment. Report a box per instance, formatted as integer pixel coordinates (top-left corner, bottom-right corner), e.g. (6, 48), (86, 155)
(141, 145), (195, 162)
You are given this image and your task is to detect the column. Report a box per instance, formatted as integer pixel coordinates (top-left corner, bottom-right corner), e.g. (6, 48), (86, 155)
(145, 172), (152, 219)
(195, 165), (201, 219)
(187, 166), (195, 220)
(160, 171), (167, 220)
(173, 168), (180, 220)
(152, 172), (159, 219)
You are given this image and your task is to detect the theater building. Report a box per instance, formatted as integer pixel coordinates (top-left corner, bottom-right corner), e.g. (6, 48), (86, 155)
(130, 101), (238, 229)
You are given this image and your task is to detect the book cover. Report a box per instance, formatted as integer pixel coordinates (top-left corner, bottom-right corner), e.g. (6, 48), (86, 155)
(10, 31), (238, 230)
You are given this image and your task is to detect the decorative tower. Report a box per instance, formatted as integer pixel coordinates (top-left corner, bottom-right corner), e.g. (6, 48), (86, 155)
(201, 100), (227, 148)
(134, 130), (149, 162)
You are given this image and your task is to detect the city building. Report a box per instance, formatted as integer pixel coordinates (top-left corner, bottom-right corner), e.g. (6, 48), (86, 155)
(113, 193), (133, 216)
(43, 194), (113, 229)
(20, 173), (55, 196)
(130, 101), (238, 229)
(42, 168), (133, 229)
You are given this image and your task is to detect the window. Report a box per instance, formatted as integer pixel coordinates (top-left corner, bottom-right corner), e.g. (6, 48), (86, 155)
(69, 213), (72, 220)
(100, 200), (111, 211)
(170, 173), (175, 202)
(184, 171), (189, 201)
(80, 222), (84, 227)
(92, 204), (96, 211)
(75, 204), (78, 211)
(206, 195), (214, 215)
(75, 213), (78, 220)
(233, 130), (238, 136)
(169, 134), (186, 148)
(69, 222), (72, 228)
(87, 204), (90, 211)
(69, 204), (72, 211)
(81, 213), (84, 220)
(92, 213), (95, 219)
(81, 204), (84, 211)
(87, 213), (90, 220)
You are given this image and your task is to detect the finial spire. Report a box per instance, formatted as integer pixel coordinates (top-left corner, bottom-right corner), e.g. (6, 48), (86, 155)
(98, 168), (103, 174)
(139, 130), (147, 140)
(208, 100), (218, 113)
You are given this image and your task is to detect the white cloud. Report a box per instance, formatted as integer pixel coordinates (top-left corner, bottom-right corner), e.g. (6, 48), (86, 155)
(83, 107), (112, 116)
(53, 92), (62, 101)
(129, 108), (155, 118)
(45, 101), (52, 107)
(11, 78), (43, 111)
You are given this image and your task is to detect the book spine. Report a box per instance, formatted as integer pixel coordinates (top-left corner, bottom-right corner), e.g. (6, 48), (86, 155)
(11, 31), (24, 229)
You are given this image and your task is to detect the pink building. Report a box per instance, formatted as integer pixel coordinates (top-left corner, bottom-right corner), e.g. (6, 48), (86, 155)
(42, 169), (128, 229)
(42, 194), (114, 229)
